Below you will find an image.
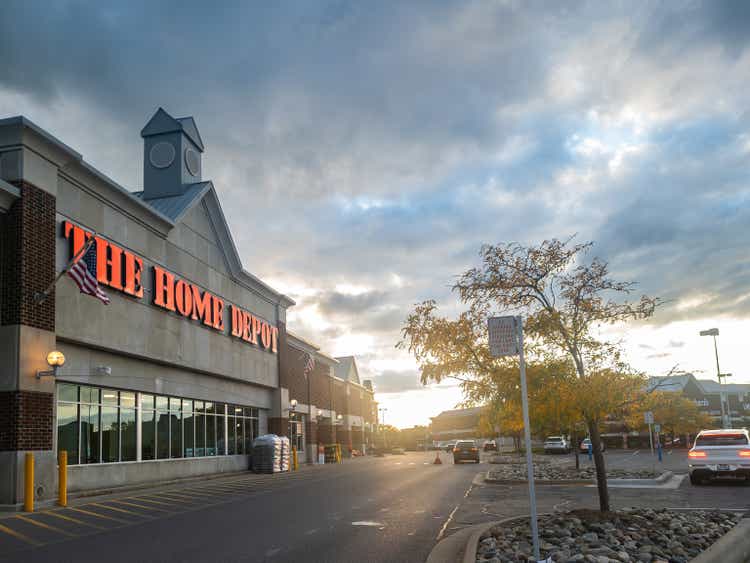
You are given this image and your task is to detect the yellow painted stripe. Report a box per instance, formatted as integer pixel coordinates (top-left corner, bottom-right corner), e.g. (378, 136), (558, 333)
(44, 510), (105, 530)
(130, 496), (177, 507)
(172, 488), (218, 498)
(0, 522), (42, 546)
(14, 514), (74, 537)
(69, 506), (129, 524)
(156, 492), (200, 502)
(109, 499), (170, 513)
(89, 502), (149, 518)
(197, 484), (244, 493)
(151, 492), (194, 503)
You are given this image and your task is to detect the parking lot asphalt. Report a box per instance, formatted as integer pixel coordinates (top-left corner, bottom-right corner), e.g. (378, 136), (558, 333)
(0, 452), (484, 563)
(448, 448), (750, 538)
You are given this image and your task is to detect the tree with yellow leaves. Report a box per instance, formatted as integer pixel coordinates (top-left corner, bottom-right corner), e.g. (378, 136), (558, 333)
(400, 238), (660, 512)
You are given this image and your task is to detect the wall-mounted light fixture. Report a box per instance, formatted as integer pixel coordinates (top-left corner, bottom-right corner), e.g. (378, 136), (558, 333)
(290, 398), (298, 411)
(37, 351), (65, 379)
(336, 413), (343, 425)
(317, 409), (323, 418)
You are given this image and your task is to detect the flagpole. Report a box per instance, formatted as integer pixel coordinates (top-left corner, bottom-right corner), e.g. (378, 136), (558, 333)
(34, 233), (97, 305)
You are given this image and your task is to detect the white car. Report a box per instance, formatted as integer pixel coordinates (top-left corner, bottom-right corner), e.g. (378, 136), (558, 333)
(543, 436), (571, 454)
(688, 429), (750, 485)
(579, 438), (605, 453)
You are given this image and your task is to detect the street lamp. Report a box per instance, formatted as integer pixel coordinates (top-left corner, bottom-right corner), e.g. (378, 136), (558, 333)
(37, 350), (65, 379)
(378, 407), (388, 449)
(700, 328), (730, 428)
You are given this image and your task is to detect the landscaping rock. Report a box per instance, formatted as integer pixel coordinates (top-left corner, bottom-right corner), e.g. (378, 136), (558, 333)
(475, 509), (740, 563)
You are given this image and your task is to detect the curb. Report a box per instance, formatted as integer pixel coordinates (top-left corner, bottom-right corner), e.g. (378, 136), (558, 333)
(425, 517), (518, 563)
(483, 471), (672, 486)
(690, 515), (750, 563)
(654, 470), (673, 483)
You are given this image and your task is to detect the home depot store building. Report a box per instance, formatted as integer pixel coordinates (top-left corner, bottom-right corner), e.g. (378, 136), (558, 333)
(0, 108), (376, 506)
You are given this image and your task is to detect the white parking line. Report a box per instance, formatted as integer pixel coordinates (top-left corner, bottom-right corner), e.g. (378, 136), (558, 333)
(666, 507), (747, 512)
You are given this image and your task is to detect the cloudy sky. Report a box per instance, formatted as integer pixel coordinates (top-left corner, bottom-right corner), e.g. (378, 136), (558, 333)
(3, 1), (749, 427)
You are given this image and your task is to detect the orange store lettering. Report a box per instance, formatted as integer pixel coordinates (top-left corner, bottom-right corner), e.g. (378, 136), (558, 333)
(62, 220), (277, 354)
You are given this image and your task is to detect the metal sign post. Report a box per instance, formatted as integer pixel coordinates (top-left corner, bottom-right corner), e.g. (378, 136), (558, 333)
(644, 411), (654, 456)
(488, 316), (540, 561)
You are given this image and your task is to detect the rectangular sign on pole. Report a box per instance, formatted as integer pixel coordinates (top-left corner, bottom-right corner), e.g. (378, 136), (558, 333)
(488, 316), (518, 357)
(644, 411), (654, 425)
(487, 315), (540, 561)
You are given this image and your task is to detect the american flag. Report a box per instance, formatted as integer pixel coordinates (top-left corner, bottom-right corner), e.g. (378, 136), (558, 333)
(303, 353), (315, 378)
(67, 240), (110, 304)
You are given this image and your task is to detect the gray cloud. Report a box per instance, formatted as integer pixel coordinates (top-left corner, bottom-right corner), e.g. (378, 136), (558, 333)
(1, 1), (749, 408)
(369, 370), (424, 394)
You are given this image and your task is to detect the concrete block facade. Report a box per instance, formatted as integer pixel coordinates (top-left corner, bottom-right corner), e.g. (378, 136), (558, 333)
(0, 110), (377, 506)
(275, 333), (377, 461)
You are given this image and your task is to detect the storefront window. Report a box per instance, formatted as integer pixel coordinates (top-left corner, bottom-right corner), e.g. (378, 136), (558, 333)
(156, 397), (170, 460)
(142, 401), (156, 461)
(183, 400), (194, 457)
(101, 405), (119, 463)
(170, 398), (182, 459)
(56, 384), (260, 465)
(80, 402), (100, 464)
(195, 401), (205, 456)
(57, 402), (79, 464)
(121, 405), (137, 462)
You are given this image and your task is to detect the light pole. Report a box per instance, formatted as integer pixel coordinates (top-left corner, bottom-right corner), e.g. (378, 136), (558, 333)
(699, 328), (730, 428)
(379, 407), (388, 449)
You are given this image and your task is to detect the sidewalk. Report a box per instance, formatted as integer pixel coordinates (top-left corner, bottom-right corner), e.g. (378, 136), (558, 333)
(0, 457), (355, 517)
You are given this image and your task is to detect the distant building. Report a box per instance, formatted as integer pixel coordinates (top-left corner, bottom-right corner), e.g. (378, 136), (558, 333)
(647, 373), (750, 427)
(429, 406), (487, 443)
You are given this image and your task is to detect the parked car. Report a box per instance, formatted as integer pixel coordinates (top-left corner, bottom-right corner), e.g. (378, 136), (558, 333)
(390, 446), (406, 455)
(543, 436), (571, 454)
(579, 438), (605, 453)
(688, 429), (750, 485)
(453, 440), (480, 463)
(483, 440), (498, 452)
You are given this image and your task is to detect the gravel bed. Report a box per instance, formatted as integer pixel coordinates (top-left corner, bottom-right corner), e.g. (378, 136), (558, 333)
(487, 465), (658, 481)
(490, 455), (565, 466)
(476, 508), (740, 562)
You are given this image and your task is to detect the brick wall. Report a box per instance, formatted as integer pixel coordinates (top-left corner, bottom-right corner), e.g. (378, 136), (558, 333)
(1, 182), (56, 330)
(310, 363), (333, 409)
(347, 382), (363, 417)
(317, 422), (335, 445)
(333, 379), (347, 414)
(0, 391), (54, 451)
(267, 416), (288, 437)
(285, 343), (311, 405)
(305, 420), (318, 445)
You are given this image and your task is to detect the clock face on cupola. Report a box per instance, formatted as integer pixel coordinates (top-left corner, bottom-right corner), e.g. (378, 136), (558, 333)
(140, 107), (205, 200)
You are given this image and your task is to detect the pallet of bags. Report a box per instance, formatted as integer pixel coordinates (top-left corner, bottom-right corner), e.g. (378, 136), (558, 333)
(251, 434), (285, 473)
(279, 436), (291, 472)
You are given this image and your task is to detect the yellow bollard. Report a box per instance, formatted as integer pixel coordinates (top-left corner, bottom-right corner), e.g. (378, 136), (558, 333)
(24, 452), (34, 513)
(58, 450), (67, 507)
(292, 446), (298, 471)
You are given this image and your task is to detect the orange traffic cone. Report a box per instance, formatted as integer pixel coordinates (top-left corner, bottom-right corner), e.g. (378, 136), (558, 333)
(433, 451), (442, 464)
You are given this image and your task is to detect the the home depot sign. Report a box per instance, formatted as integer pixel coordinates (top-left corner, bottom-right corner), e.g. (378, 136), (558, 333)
(63, 221), (278, 354)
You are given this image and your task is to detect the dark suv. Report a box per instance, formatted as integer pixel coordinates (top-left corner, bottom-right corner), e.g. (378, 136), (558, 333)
(453, 440), (480, 463)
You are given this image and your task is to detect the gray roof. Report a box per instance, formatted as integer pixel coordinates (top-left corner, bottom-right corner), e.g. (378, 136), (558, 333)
(334, 356), (360, 384)
(432, 406), (485, 419)
(648, 374), (750, 395)
(696, 379), (750, 394)
(132, 181), (211, 221)
(646, 375), (693, 392)
(140, 107), (205, 151)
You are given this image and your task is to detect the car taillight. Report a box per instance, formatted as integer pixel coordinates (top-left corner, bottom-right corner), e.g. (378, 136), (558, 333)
(739, 450), (750, 457)
(470, 448), (477, 452)
(688, 450), (707, 458)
